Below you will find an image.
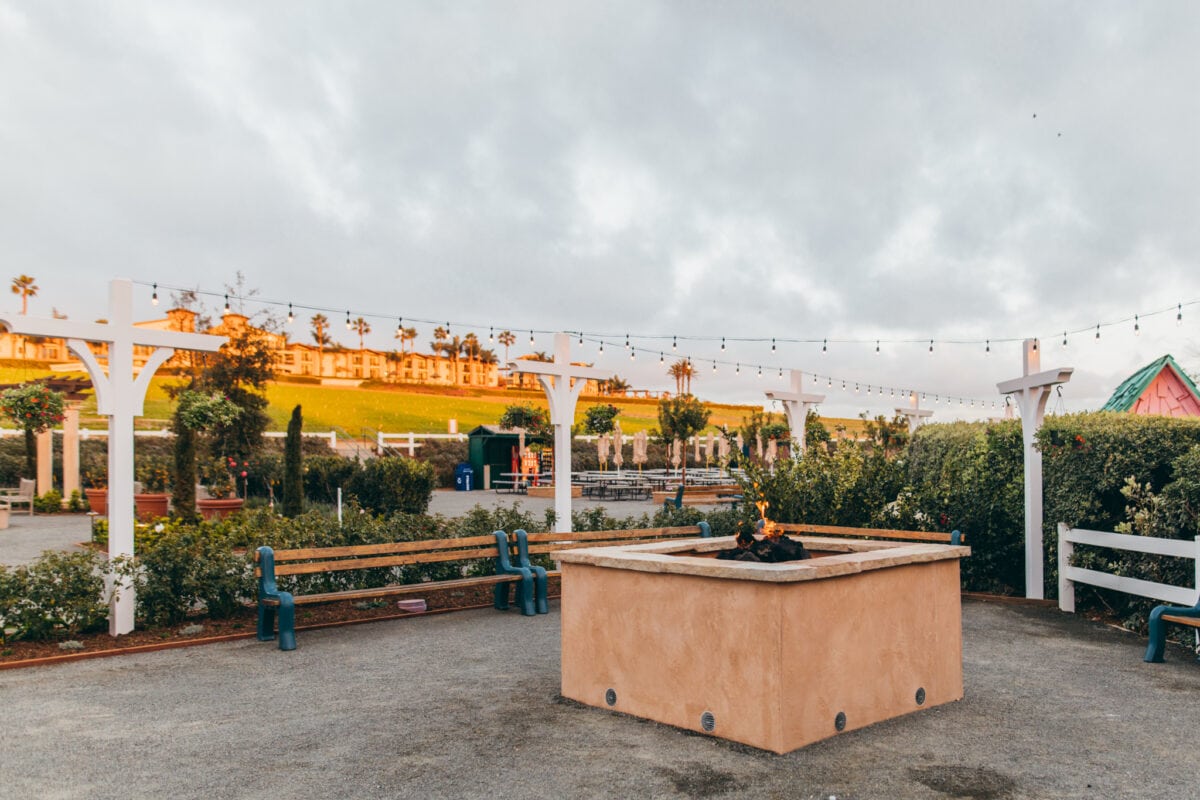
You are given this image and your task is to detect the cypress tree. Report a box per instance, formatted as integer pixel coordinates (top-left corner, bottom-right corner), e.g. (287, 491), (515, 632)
(282, 404), (303, 517)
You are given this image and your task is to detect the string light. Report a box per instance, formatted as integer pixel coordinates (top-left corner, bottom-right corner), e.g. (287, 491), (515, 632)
(345, 311), (352, 330)
(529, 330), (535, 346)
(771, 338), (776, 353)
(985, 339), (990, 354)
(630, 348), (635, 361)
(224, 295), (231, 314)
(396, 317), (403, 335)
(599, 340), (604, 354)
(287, 304), (294, 325)
(1062, 331), (1068, 348)
(1032, 339), (1039, 351)
(660, 352), (664, 364)
(489, 327), (494, 344)
(1134, 315), (1140, 335)
(822, 338), (827, 353)
(875, 340), (880, 354)
(712, 361), (717, 373)
(672, 336), (677, 351)
(928, 339), (934, 353)
(720, 337), (726, 351)
(1095, 324), (1100, 340)
(1177, 303), (1183, 326)
(624, 333), (629, 349)
(151, 283), (158, 306)
(736, 363), (741, 374)
(757, 366), (762, 378)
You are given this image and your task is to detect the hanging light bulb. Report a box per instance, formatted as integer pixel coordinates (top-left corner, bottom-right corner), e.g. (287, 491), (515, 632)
(928, 339), (934, 353)
(660, 352), (664, 364)
(822, 338), (827, 353)
(1134, 315), (1140, 335)
(1177, 303), (1183, 326)
(712, 361), (717, 373)
(1095, 324), (1100, 340)
(757, 366), (762, 378)
(985, 339), (990, 354)
(630, 348), (636, 361)
(866, 385), (871, 395)
(488, 327), (494, 344)
(396, 317), (403, 335)
(736, 363), (741, 374)
(841, 380), (846, 391)
(579, 332), (584, 345)
(875, 340), (880, 354)
(672, 336), (677, 351)
(771, 338), (776, 353)
(345, 312), (352, 330)
(855, 383), (859, 393)
(624, 333), (629, 349)
(529, 330), (535, 346)
(151, 283), (158, 306)
(1062, 331), (1068, 348)
(287, 304), (294, 325)
(720, 337), (726, 351)
(599, 340), (604, 354)
(1032, 339), (1039, 351)
(827, 377), (832, 388)
(224, 294), (231, 314)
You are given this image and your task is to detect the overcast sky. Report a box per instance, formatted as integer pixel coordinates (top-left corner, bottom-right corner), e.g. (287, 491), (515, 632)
(2, 2), (1198, 420)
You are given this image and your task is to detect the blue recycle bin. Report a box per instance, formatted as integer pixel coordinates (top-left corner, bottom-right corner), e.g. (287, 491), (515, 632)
(454, 463), (474, 491)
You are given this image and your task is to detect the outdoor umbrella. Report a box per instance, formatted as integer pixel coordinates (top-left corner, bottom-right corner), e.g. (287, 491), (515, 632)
(766, 438), (778, 466)
(613, 422), (624, 470)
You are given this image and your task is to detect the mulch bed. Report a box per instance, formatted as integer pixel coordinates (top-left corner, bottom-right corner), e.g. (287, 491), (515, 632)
(1, 577), (562, 669)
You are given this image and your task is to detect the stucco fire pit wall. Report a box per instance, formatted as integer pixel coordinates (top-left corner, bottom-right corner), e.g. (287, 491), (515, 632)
(557, 536), (970, 754)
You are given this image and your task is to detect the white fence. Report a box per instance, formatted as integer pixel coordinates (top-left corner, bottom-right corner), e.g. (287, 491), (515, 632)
(1057, 523), (1200, 613)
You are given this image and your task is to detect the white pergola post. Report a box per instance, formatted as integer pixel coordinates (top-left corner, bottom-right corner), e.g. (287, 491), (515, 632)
(508, 333), (611, 533)
(896, 392), (934, 434)
(0, 279), (224, 634)
(997, 339), (1073, 600)
(764, 370), (825, 456)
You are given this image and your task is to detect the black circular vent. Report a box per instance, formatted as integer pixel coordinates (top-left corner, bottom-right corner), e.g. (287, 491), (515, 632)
(915, 687), (926, 706)
(605, 688), (617, 707)
(700, 711), (716, 732)
(834, 711), (847, 732)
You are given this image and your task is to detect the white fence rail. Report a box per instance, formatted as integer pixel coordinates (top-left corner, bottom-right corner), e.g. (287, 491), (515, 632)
(1057, 523), (1200, 612)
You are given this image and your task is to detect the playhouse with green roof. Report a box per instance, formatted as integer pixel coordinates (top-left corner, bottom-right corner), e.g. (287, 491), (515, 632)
(1102, 354), (1200, 417)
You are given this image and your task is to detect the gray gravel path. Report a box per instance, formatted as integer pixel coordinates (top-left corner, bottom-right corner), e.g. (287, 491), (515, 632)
(2, 598), (1198, 799)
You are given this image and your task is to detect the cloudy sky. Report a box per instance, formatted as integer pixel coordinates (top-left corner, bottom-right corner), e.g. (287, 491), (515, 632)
(2, 2), (1198, 420)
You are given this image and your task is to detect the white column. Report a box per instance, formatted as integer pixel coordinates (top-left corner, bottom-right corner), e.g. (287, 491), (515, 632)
(997, 339), (1073, 599)
(62, 404), (81, 499)
(896, 393), (933, 434)
(36, 429), (53, 496)
(765, 370), (825, 456)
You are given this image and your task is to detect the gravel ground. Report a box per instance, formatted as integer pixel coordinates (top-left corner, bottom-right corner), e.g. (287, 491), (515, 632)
(2, 598), (1198, 799)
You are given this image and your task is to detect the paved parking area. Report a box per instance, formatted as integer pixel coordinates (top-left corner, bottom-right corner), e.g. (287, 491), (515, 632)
(2, 597), (1198, 799)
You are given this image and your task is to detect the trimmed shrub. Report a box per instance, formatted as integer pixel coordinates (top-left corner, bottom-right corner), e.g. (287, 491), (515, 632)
(303, 455), (359, 505)
(0, 551), (109, 642)
(349, 456), (436, 515)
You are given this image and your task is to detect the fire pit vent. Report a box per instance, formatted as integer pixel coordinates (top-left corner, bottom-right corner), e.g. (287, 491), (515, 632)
(605, 689), (617, 707)
(700, 711), (716, 732)
(834, 712), (847, 732)
(915, 688), (926, 706)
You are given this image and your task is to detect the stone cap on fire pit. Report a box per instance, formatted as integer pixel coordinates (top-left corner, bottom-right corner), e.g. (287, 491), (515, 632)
(552, 536), (970, 583)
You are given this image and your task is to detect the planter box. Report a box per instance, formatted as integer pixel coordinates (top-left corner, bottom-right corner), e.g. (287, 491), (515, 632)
(197, 497), (244, 520)
(134, 493), (170, 522)
(84, 488), (107, 516)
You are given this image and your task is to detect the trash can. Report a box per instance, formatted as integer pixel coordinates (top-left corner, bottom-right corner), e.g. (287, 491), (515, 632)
(454, 463), (474, 492)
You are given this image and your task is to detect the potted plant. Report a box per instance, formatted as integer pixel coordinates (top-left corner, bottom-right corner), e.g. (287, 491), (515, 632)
(134, 454), (171, 521)
(82, 469), (107, 515)
(197, 457), (243, 520)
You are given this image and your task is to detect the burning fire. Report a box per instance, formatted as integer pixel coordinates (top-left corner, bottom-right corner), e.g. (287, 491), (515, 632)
(754, 497), (781, 541)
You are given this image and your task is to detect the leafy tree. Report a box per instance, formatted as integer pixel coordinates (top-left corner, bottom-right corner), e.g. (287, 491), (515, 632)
(655, 395), (710, 482)
(282, 404), (304, 517)
(10, 274), (38, 314)
(0, 382), (65, 478)
(601, 375), (631, 396)
(583, 404), (620, 435)
(170, 390), (242, 519)
(395, 325), (418, 355)
(861, 413), (910, 456)
(805, 409), (832, 449)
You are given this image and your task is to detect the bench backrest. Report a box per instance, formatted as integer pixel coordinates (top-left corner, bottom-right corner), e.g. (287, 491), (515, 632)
(256, 535), (504, 577)
(522, 523), (711, 557)
(777, 523), (964, 546)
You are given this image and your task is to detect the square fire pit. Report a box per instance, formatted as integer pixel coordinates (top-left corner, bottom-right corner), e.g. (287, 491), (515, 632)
(557, 536), (970, 754)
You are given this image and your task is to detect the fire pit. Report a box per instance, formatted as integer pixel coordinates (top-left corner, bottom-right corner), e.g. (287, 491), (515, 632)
(557, 532), (969, 754)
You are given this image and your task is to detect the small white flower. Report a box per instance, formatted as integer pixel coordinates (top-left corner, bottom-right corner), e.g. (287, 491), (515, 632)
(154, 523), (165, 533)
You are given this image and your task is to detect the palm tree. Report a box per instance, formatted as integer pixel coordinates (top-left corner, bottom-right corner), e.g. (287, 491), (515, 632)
(497, 330), (516, 364)
(353, 317), (371, 351)
(395, 325), (418, 355)
(604, 375), (631, 396)
(461, 333), (481, 385)
(310, 314), (330, 376)
(667, 358), (696, 395)
(529, 351), (552, 362)
(11, 274), (37, 314)
(432, 325), (449, 353)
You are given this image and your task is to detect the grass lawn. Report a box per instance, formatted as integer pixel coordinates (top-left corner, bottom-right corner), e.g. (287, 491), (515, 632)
(4, 365), (867, 437)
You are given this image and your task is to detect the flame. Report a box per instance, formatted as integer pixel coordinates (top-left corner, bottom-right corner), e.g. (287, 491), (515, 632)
(755, 498), (781, 541)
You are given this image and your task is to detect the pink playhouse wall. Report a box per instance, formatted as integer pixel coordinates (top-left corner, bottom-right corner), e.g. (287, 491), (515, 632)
(1131, 368), (1200, 417)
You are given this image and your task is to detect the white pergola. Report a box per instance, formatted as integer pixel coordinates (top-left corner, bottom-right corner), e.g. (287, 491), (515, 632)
(764, 370), (825, 455)
(508, 333), (610, 533)
(997, 338), (1073, 600)
(0, 279), (225, 634)
(895, 393), (934, 433)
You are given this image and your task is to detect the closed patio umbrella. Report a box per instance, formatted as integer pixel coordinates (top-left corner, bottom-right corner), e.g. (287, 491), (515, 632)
(613, 422), (624, 470)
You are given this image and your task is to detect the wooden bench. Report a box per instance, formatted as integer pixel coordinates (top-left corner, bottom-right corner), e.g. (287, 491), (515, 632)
(774, 523), (964, 546)
(1144, 597), (1200, 663)
(255, 531), (545, 651)
(510, 523), (713, 607)
(657, 484), (744, 509)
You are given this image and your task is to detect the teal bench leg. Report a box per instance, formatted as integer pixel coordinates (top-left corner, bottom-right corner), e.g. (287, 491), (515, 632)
(493, 530), (537, 616)
(277, 592), (297, 651)
(1145, 603), (1200, 663)
(512, 529), (549, 614)
(493, 581), (511, 611)
(256, 602), (276, 642)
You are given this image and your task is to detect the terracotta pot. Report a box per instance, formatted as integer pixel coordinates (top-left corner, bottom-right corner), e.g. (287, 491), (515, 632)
(197, 497), (244, 520)
(84, 488), (108, 515)
(134, 493), (170, 522)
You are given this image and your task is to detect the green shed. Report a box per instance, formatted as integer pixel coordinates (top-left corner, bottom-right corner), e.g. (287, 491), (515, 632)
(467, 425), (525, 490)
